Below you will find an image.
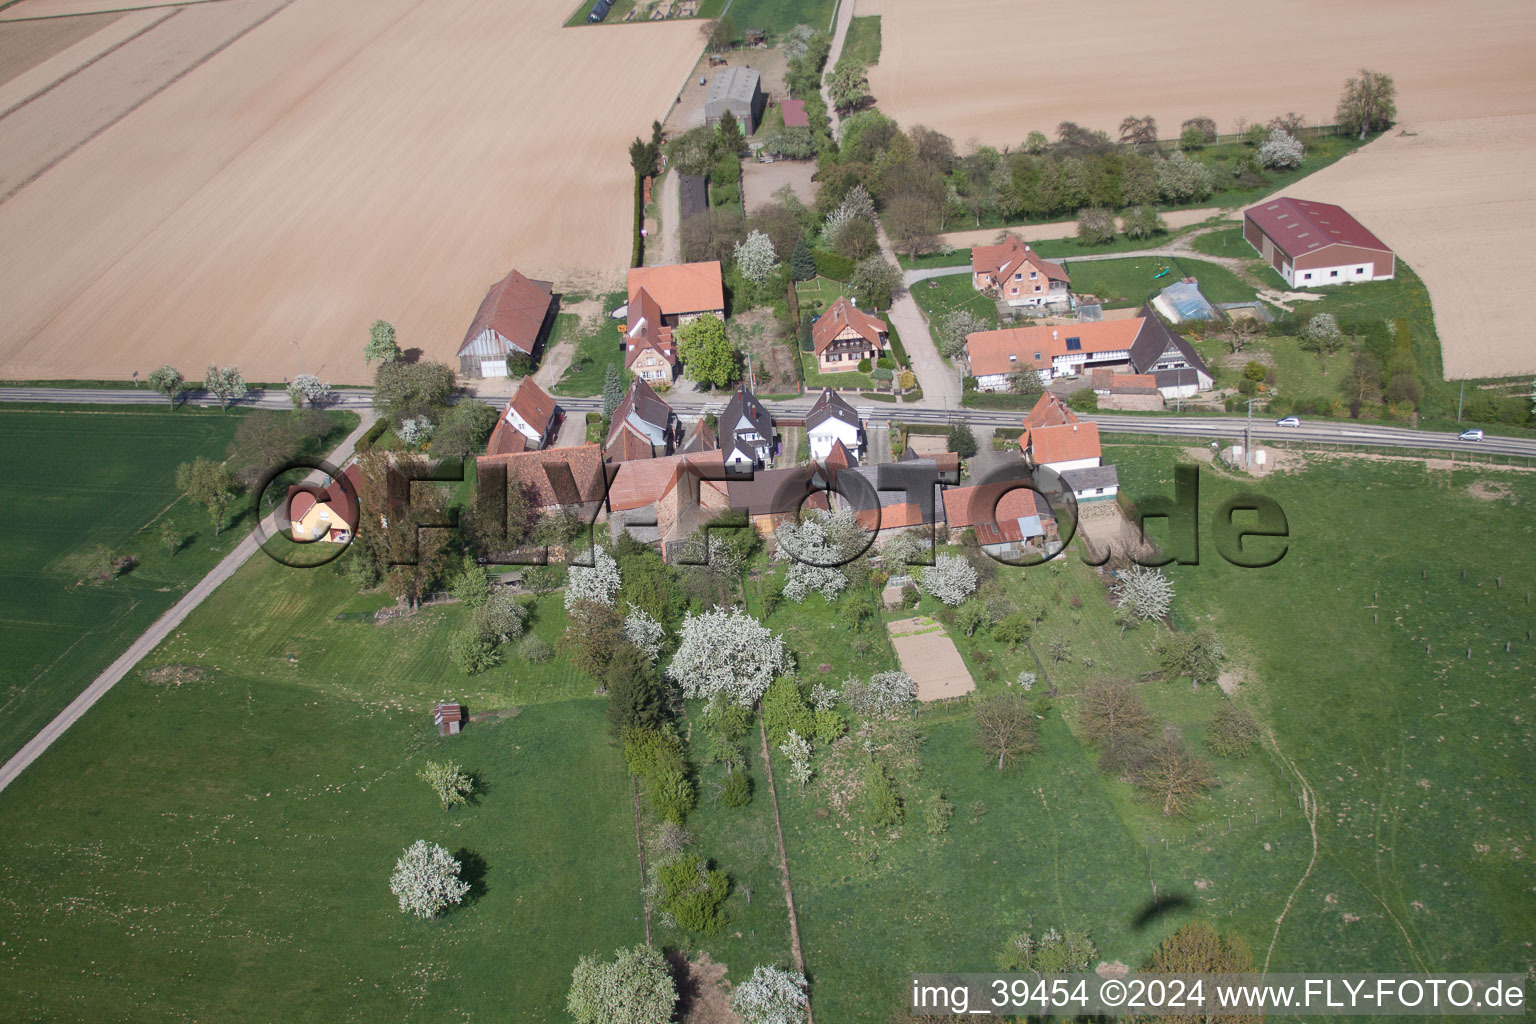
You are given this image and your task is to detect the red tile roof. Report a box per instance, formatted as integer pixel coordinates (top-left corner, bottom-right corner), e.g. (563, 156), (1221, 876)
(781, 99), (809, 128)
(971, 235), (1069, 285)
(286, 465), (360, 530)
(457, 269), (554, 357)
(811, 297), (887, 357)
(504, 377), (556, 445)
(1244, 197), (1392, 259)
(942, 480), (1053, 528)
(476, 444), (608, 510)
(824, 438), (855, 471)
(1111, 373), (1157, 389)
(1028, 422), (1101, 466)
(967, 319), (1144, 377)
(625, 287), (677, 368)
(608, 451), (725, 512)
(607, 421), (656, 463)
(1023, 391), (1078, 429)
(627, 261), (725, 317)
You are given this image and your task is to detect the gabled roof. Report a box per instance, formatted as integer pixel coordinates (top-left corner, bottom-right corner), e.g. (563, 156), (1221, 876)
(507, 377), (556, 435)
(626, 261), (725, 316)
(678, 417), (718, 454)
(607, 379), (673, 449)
(942, 477), (1054, 529)
(476, 444), (608, 510)
(726, 466), (828, 517)
(287, 465), (361, 530)
(1126, 307), (1213, 382)
(825, 438), (855, 470)
(971, 235), (1069, 285)
(811, 297), (887, 356)
(606, 421), (656, 463)
(1023, 391), (1078, 429)
(1028, 422), (1101, 466)
(1244, 197), (1392, 259)
(607, 451), (725, 512)
(805, 388), (861, 433)
(966, 319), (1142, 376)
(457, 270), (555, 357)
(721, 385), (772, 454)
(625, 287), (677, 369)
(781, 99), (809, 128)
(1059, 465), (1119, 491)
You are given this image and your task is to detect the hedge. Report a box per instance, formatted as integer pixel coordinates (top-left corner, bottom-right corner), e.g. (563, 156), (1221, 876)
(353, 417), (390, 452)
(884, 317), (909, 368)
(961, 389), (1038, 410)
(812, 249), (856, 281)
(631, 173), (644, 268)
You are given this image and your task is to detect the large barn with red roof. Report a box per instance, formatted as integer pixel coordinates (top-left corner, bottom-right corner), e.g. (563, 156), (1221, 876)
(1243, 197), (1395, 288)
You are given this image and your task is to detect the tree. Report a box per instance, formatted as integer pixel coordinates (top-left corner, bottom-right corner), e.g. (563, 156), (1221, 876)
(1112, 566), (1174, 633)
(705, 12), (736, 51)
(1342, 349), (1384, 410)
(843, 670), (917, 716)
(1258, 128), (1304, 169)
(606, 644), (667, 736)
(398, 416), (433, 448)
(567, 944), (677, 1024)
(919, 555), (978, 606)
(831, 217), (878, 261)
(1118, 115), (1159, 149)
(1122, 204), (1166, 240)
(175, 458), (238, 535)
(450, 555), (493, 607)
(204, 365), (247, 412)
(1078, 681), (1152, 755)
(735, 230), (780, 285)
(999, 927), (1098, 972)
(1008, 365), (1045, 397)
(622, 605), (666, 662)
(449, 626), (501, 674)
(850, 255), (901, 310)
(666, 606), (791, 706)
(1137, 740), (1214, 816)
(1048, 633), (1072, 665)
(565, 546), (622, 610)
(774, 510), (851, 602)
(1147, 919), (1254, 975)
(372, 360), (457, 422)
(1208, 700), (1262, 759)
(1179, 116), (1217, 148)
(418, 760), (473, 812)
(562, 600), (628, 679)
(628, 135), (655, 177)
(656, 854), (728, 932)
(676, 314), (737, 389)
(1225, 316), (1261, 354)
(1300, 312), (1344, 368)
(158, 518), (182, 556)
(365, 320), (401, 365)
(432, 399), (500, 459)
(780, 730), (813, 789)
(732, 965), (809, 1024)
(716, 108), (744, 157)
(148, 364), (185, 408)
(602, 365), (624, 420)
(388, 840), (470, 919)
(973, 695), (1038, 771)
(349, 449), (453, 607)
(939, 309), (990, 359)
(946, 421), (977, 458)
(825, 60), (870, 113)
(287, 373), (331, 409)
(884, 192), (942, 258)
(1156, 151), (1216, 202)
(1336, 68), (1396, 139)
(788, 237), (817, 282)
(1076, 206), (1117, 245)
(1156, 629), (1225, 691)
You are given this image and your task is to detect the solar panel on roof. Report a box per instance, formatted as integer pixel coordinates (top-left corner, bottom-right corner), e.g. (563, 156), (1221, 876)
(1065, 337), (1081, 351)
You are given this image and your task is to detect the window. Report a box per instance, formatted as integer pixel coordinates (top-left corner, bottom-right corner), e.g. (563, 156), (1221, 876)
(1029, 270), (1037, 279)
(1034, 285), (1041, 292)
(319, 507), (330, 520)
(1330, 270), (1339, 278)
(1303, 272), (1312, 281)
(1033, 352), (1042, 361)
(1014, 273), (1023, 280)
(1356, 267), (1365, 274)
(1009, 354), (1017, 362)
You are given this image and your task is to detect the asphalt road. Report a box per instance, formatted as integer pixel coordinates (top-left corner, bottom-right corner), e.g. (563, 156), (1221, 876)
(4, 387), (1533, 458)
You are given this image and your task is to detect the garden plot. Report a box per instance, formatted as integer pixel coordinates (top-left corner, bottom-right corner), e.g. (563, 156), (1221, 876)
(886, 615), (973, 700)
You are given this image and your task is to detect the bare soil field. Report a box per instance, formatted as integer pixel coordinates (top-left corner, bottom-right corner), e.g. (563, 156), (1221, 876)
(741, 157), (814, 210)
(1241, 116), (1536, 379)
(0, 8), (118, 82)
(864, 0), (1535, 146)
(0, 0), (223, 17)
(0, 0), (704, 383)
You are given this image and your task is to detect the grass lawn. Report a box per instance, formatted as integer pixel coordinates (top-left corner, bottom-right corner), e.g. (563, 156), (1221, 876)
(713, 0), (838, 36)
(794, 275), (848, 315)
(1063, 255), (1257, 309)
(910, 272), (997, 332)
(551, 292), (627, 397)
(841, 14), (880, 66)
(0, 404), (354, 764)
(1190, 225), (1290, 291)
(1105, 448), (1536, 975)
(899, 223), (1216, 272)
(1193, 333), (1351, 403)
(0, 549), (644, 1019)
(801, 352), (874, 390)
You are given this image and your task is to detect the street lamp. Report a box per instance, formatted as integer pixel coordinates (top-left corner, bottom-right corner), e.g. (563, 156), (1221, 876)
(291, 339), (305, 376)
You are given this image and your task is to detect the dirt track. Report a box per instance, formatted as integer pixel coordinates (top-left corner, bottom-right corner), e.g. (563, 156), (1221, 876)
(0, 0), (703, 383)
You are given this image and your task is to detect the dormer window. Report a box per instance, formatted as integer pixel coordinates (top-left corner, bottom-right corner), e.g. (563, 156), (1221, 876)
(1009, 354), (1017, 362)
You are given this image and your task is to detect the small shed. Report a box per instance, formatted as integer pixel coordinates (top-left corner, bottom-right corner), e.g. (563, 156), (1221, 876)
(433, 702), (465, 736)
(704, 66), (765, 133)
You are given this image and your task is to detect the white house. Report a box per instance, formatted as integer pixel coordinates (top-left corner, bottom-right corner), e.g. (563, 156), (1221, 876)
(721, 385), (774, 473)
(804, 388), (863, 463)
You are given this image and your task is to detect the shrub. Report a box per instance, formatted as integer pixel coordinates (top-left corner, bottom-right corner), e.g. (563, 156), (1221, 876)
(857, 358), (871, 373)
(657, 855), (729, 935)
(862, 758), (903, 829)
(762, 677), (815, 746)
(647, 767), (697, 824)
(876, 356), (894, 369)
(721, 766), (752, 808)
(1207, 701), (1261, 758)
(516, 634), (552, 663)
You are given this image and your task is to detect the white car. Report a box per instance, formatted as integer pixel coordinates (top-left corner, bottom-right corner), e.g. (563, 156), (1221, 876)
(1458, 428), (1484, 441)
(1275, 416), (1301, 428)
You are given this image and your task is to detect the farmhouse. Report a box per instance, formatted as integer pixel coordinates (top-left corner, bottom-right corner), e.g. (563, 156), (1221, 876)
(821, 454), (958, 540)
(805, 388), (864, 463)
(285, 466), (361, 544)
(606, 450), (731, 559)
(726, 465), (828, 535)
(721, 385), (775, 472)
(475, 443), (607, 518)
(971, 235), (1071, 307)
(456, 269), (557, 379)
(605, 380), (677, 462)
(1015, 392), (1118, 503)
(942, 477), (1059, 560)
(704, 66), (766, 133)
(485, 376), (558, 455)
(1243, 197), (1395, 287)
(812, 297), (889, 373)
(966, 309), (1211, 397)
(1090, 369), (1164, 411)
(625, 261), (726, 384)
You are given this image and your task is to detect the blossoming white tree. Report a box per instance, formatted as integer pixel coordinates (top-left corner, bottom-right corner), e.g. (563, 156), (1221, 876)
(388, 840), (470, 919)
(773, 510), (850, 602)
(919, 555), (977, 605)
(286, 373), (332, 409)
(667, 606), (791, 706)
(779, 730), (813, 789)
(566, 944), (677, 1024)
(845, 669), (917, 716)
(565, 546), (621, 610)
(398, 416), (434, 448)
(1112, 565), (1175, 634)
(1258, 128), (1304, 169)
(732, 964), (810, 1024)
(624, 606), (666, 661)
(734, 230), (780, 285)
